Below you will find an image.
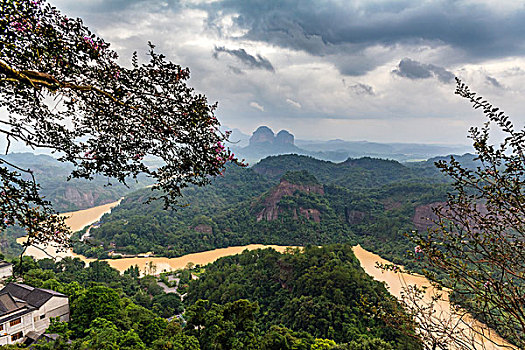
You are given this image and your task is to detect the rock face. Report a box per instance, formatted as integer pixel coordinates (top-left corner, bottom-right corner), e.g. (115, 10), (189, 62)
(345, 209), (365, 225)
(249, 126), (275, 145)
(412, 201), (488, 231)
(275, 130), (294, 145)
(256, 178), (324, 222)
(193, 224), (213, 234)
(412, 202), (444, 231)
(249, 126), (295, 146)
(63, 186), (99, 208)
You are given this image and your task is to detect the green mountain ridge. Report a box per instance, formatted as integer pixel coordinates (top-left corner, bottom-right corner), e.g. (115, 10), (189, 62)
(0, 152), (153, 212)
(75, 154), (449, 267)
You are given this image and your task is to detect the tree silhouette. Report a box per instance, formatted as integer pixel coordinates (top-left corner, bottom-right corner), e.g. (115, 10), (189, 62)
(0, 0), (242, 251)
(410, 78), (525, 348)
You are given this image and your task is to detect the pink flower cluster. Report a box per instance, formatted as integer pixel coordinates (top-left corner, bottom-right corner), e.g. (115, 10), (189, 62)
(414, 245), (424, 260)
(83, 36), (102, 52)
(215, 141), (225, 153)
(10, 21), (30, 32)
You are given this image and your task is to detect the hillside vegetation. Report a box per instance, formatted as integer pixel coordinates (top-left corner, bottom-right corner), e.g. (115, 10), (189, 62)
(75, 154), (449, 266)
(8, 245), (421, 349)
(0, 153), (152, 212)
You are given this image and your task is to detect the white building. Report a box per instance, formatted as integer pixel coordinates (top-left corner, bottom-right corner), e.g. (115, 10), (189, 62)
(0, 261), (13, 279)
(0, 283), (69, 345)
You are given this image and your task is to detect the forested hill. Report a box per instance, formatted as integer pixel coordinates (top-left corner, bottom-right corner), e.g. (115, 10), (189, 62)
(75, 154), (450, 264)
(252, 154), (428, 187)
(0, 153), (152, 211)
(11, 244), (421, 349)
(184, 244), (421, 349)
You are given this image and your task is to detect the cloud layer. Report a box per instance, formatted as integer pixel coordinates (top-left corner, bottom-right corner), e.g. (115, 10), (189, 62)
(393, 58), (455, 83)
(49, 0), (525, 144)
(214, 46), (274, 71)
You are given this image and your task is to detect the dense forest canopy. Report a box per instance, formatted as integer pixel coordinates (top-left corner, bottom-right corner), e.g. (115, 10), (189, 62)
(74, 155), (451, 266)
(6, 245), (421, 349)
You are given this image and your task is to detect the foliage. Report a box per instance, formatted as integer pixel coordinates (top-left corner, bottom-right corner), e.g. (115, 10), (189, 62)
(252, 155), (434, 188)
(410, 79), (525, 348)
(185, 299), (260, 350)
(185, 245), (421, 348)
(281, 170), (320, 185)
(0, 0), (240, 253)
(8, 249), (422, 349)
(1, 152), (152, 212)
(70, 285), (121, 333)
(76, 158), (448, 261)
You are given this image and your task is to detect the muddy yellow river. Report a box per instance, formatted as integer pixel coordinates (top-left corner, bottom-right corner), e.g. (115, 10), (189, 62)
(17, 202), (514, 349)
(352, 245), (514, 349)
(16, 200), (122, 260)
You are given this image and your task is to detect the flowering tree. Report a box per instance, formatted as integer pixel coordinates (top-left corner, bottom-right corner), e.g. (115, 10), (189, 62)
(0, 0), (241, 252)
(410, 79), (525, 348)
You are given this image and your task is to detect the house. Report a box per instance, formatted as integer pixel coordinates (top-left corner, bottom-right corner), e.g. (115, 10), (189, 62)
(0, 261), (13, 279)
(0, 283), (69, 345)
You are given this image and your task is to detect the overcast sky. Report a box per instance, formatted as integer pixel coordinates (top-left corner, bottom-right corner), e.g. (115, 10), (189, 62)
(51, 0), (525, 145)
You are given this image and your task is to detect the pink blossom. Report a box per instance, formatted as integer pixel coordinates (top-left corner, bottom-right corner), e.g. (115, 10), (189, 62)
(11, 21), (27, 32)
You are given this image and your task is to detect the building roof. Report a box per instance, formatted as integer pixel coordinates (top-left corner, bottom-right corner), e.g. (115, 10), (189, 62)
(0, 290), (33, 323)
(1, 283), (67, 308)
(0, 260), (12, 269)
(0, 292), (23, 314)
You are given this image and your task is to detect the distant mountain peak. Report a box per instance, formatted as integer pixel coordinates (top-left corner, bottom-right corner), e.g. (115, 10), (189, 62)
(250, 126), (275, 145)
(275, 130), (294, 145)
(249, 126), (295, 146)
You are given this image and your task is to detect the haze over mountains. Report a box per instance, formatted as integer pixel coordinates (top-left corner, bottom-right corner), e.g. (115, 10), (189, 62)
(0, 153), (152, 212)
(227, 126), (472, 164)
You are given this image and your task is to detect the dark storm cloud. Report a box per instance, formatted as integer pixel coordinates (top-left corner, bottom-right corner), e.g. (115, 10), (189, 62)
(213, 46), (274, 72)
(200, 0), (525, 73)
(56, 0), (181, 13)
(393, 58), (455, 83)
(62, 0), (525, 77)
(486, 75), (503, 88)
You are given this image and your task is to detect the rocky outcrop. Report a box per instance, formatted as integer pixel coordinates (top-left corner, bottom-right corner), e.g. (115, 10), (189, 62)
(412, 202), (444, 231)
(193, 224), (213, 234)
(256, 179), (324, 222)
(382, 200), (403, 211)
(299, 208), (321, 223)
(345, 209), (365, 225)
(413, 201), (488, 231)
(249, 126), (295, 146)
(63, 186), (99, 208)
(249, 126), (275, 145)
(275, 130), (294, 146)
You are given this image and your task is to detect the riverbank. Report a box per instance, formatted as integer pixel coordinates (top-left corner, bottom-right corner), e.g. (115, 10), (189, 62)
(16, 202), (514, 349)
(16, 199), (122, 260)
(352, 245), (513, 350)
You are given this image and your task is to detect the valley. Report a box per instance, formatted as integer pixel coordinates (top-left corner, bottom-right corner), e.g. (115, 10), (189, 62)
(3, 152), (519, 349)
(16, 198), (514, 349)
